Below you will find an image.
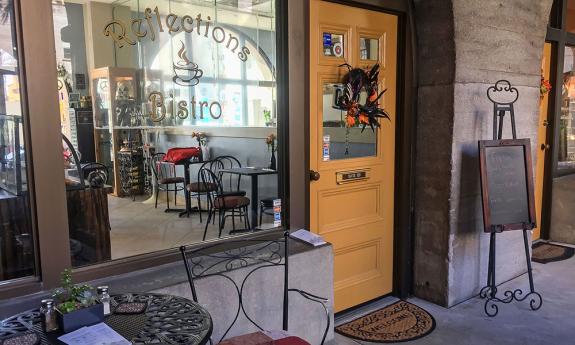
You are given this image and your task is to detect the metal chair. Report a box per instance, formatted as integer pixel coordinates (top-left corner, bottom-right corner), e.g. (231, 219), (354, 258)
(180, 232), (330, 345)
(151, 153), (185, 210)
(259, 197), (276, 226)
(187, 160), (218, 223)
(210, 156), (246, 197)
(199, 167), (250, 240)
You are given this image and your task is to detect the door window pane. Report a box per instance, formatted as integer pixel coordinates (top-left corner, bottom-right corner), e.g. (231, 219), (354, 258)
(560, 46), (575, 169)
(360, 37), (378, 60)
(53, 0), (281, 267)
(322, 32), (344, 58)
(322, 83), (376, 160)
(0, 0), (35, 282)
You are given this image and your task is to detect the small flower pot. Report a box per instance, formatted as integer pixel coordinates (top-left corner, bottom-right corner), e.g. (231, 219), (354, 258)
(57, 303), (104, 333)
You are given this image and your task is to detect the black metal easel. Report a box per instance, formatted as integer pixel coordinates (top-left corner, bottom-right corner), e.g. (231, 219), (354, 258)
(479, 80), (543, 317)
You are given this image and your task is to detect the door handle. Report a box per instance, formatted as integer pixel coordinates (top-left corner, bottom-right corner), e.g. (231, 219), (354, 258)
(543, 120), (550, 127)
(541, 143), (550, 151)
(310, 170), (321, 181)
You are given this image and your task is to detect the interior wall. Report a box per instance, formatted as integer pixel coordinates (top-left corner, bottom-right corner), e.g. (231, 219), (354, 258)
(412, 0), (553, 307)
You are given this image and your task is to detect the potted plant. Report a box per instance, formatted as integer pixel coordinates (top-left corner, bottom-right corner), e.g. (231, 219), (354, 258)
(192, 131), (209, 161)
(266, 133), (277, 170)
(52, 269), (104, 333)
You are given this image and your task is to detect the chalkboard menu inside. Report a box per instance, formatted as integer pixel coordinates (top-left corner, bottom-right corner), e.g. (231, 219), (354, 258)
(479, 139), (536, 233)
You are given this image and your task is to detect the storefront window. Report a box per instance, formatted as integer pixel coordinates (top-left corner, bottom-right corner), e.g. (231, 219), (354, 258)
(567, 0), (575, 33)
(52, 0), (280, 267)
(0, 0), (35, 282)
(560, 46), (575, 170)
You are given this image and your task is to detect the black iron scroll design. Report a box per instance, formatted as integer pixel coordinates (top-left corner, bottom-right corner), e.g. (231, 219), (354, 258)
(486, 80), (519, 140)
(0, 294), (212, 345)
(0, 311), (40, 338)
(180, 232), (331, 345)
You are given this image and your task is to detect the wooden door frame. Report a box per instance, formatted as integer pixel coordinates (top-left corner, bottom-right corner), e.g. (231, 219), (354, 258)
(293, 0), (418, 299)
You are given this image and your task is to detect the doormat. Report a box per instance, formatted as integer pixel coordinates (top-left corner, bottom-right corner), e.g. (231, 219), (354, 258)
(532, 242), (575, 264)
(335, 300), (435, 343)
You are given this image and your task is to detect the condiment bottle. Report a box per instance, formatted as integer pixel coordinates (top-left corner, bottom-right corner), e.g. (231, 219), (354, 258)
(97, 286), (111, 315)
(40, 299), (58, 333)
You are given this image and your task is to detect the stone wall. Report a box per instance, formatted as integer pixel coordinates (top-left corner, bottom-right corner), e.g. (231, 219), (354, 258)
(413, 0), (553, 307)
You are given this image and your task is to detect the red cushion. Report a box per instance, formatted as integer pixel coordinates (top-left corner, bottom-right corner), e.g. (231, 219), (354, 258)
(218, 332), (273, 345)
(163, 147), (200, 163)
(273, 337), (310, 345)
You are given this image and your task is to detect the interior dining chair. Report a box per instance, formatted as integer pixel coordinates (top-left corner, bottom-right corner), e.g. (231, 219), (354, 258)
(209, 156), (246, 197)
(187, 160), (218, 223)
(199, 167), (250, 240)
(179, 232), (330, 345)
(151, 153), (185, 211)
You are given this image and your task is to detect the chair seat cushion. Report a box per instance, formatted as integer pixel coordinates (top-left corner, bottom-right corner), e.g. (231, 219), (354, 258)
(221, 190), (247, 197)
(159, 177), (185, 184)
(218, 332), (310, 345)
(214, 196), (250, 209)
(187, 182), (218, 192)
(260, 197), (276, 207)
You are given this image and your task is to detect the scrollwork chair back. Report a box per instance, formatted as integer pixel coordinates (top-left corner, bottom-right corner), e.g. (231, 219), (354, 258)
(180, 232), (330, 344)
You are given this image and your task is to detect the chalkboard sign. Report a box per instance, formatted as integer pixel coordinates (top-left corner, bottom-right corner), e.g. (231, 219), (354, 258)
(479, 139), (536, 233)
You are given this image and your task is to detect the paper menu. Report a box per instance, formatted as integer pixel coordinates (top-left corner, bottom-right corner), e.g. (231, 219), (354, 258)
(57, 323), (130, 345)
(290, 229), (327, 247)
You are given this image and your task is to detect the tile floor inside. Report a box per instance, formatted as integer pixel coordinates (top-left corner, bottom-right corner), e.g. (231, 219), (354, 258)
(333, 244), (575, 345)
(109, 194), (273, 259)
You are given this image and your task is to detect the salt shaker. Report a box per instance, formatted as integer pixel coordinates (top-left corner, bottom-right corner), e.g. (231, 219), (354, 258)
(40, 299), (58, 333)
(97, 286), (111, 315)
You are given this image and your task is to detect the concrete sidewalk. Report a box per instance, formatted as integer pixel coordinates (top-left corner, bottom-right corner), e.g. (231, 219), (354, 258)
(334, 252), (575, 345)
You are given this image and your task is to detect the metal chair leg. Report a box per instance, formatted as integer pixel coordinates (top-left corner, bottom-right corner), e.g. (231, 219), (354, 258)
(203, 208), (212, 241)
(155, 187), (159, 208)
(174, 185), (177, 206)
(166, 188), (170, 210)
(219, 209), (226, 238)
(259, 204), (263, 226)
(198, 193), (203, 223)
(245, 206), (251, 229)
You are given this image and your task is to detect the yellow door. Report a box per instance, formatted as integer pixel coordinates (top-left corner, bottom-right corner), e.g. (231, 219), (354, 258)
(534, 42), (552, 240)
(309, 0), (397, 312)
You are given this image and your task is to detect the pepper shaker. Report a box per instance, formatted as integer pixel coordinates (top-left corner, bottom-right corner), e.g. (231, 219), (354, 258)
(40, 299), (58, 333)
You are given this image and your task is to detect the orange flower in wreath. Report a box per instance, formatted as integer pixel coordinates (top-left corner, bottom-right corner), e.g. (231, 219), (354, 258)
(346, 115), (356, 127)
(359, 113), (369, 125)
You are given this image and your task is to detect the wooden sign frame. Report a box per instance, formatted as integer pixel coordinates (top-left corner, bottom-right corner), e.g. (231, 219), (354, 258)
(479, 139), (537, 233)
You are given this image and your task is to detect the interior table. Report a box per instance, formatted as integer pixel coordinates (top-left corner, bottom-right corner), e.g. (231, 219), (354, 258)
(220, 167), (277, 228)
(0, 293), (212, 345)
(174, 158), (205, 218)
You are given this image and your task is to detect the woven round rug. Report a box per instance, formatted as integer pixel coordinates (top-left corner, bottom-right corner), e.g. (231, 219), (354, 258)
(335, 300), (435, 343)
(532, 242), (575, 264)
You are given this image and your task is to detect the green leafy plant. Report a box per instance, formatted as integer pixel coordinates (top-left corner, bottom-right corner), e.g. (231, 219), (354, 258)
(52, 269), (98, 314)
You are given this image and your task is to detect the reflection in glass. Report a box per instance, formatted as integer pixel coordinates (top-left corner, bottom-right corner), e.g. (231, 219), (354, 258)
(360, 37), (379, 60)
(322, 83), (376, 160)
(322, 32), (344, 58)
(52, 0), (280, 267)
(0, 0), (35, 282)
(560, 46), (575, 169)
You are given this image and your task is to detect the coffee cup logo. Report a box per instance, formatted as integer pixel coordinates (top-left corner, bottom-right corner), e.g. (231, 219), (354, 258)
(173, 41), (203, 87)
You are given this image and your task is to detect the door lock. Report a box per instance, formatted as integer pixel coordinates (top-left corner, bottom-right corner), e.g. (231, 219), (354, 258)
(541, 143), (550, 151)
(309, 170), (321, 181)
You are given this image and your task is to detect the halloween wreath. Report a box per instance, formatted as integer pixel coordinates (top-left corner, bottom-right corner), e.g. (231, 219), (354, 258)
(335, 63), (391, 132)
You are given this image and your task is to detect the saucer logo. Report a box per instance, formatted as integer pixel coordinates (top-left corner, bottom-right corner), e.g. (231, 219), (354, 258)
(173, 41), (203, 87)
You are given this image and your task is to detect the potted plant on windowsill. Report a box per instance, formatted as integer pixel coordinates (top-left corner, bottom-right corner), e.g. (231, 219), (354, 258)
(52, 269), (104, 333)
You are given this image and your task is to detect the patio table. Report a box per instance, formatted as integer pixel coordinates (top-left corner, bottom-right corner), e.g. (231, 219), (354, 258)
(0, 293), (212, 345)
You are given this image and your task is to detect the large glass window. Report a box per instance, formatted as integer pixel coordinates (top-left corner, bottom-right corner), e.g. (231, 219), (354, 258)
(0, 0), (35, 282)
(52, 0), (281, 268)
(560, 46), (575, 169)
